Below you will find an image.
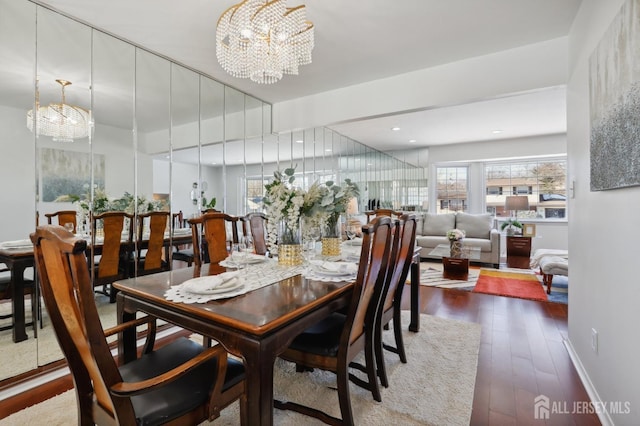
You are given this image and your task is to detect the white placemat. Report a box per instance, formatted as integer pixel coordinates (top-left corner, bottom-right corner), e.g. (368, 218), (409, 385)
(164, 259), (303, 303)
(0, 239), (33, 249)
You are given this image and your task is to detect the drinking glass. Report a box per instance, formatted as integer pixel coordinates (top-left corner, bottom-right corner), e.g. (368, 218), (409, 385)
(345, 225), (357, 241)
(303, 238), (316, 266)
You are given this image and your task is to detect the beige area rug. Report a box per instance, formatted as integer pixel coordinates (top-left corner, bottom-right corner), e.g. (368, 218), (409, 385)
(0, 312), (481, 426)
(0, 295), (118, 381)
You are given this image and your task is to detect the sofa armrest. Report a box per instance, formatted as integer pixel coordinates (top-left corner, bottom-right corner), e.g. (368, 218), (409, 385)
(488, 228), (501, 267)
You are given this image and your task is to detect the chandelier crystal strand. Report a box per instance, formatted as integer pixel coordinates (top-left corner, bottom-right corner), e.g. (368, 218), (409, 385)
(216, 0), (314, 84)
(26, 79), (90, 142)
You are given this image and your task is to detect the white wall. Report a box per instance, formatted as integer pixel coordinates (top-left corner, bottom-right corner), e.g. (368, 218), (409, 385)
(568, 0), (640, 423)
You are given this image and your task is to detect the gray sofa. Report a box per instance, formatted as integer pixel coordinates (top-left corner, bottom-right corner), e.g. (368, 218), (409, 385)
(416, 212), (500, 267)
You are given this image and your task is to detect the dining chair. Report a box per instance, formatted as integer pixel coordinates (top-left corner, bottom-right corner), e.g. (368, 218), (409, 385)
(45, 210), (77, 233)
(90, 211), (134, 303)
(133, 211), (170, 276)
(188, 212), (240, 268)
(30, 225), (247, 426)
(275, 216), (395, 426)
(374, 213), (418, 389)
(242, 212), (268, 255)
(171, 210), (197, 267)
(364, 208), (402, 223)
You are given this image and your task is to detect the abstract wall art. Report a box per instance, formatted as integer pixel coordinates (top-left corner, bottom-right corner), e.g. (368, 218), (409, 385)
(589, 0), (640, 191)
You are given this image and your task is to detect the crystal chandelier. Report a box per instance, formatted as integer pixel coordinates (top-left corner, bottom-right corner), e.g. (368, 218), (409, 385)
(27, 79), (91, 143)
(216, 0), (314, 84)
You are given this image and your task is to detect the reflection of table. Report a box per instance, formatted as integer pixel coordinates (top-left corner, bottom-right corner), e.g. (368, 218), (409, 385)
(428, 244), (481, 281)
(0, 231), (192, 343)
(114, 265), (354, 426)
(0, 247), (35, 343)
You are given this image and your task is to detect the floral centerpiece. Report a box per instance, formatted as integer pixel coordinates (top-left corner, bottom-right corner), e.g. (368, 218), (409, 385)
(447, 228), (465, 258)
(263, 168), (320, 264)
(314, 179), (359, 255)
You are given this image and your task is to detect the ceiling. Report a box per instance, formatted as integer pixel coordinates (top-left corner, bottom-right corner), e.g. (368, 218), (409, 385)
(35, 0), (581, 152)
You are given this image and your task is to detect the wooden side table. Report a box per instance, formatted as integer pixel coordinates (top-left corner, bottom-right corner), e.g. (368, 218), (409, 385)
(506, 236), (532, 268)
(442, 256), (470, 280)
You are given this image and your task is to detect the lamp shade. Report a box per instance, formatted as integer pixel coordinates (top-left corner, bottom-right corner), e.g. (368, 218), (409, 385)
(504, 195), (529, 211)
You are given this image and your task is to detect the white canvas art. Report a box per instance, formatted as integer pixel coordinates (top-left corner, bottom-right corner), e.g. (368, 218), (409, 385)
(589, 0), (640, 191)
(39, 147), (105, 201)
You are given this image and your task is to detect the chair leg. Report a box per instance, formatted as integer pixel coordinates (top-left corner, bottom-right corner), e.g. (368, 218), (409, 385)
(374, 320), (389, 388)
(337, 363), (355, 426)
(392, 309), (407, 364)
(365, 335), (382, 401)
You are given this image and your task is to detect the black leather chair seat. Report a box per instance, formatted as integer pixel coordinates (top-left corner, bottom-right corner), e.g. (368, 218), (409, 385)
(119, 337), (245, 426)
(288, 312), (346, 357)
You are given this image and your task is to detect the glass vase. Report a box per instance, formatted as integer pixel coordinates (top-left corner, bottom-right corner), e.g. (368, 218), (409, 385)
(450, 239), (463, 258)
(278, 218), (303, 266)
(321, 215), (342, 256)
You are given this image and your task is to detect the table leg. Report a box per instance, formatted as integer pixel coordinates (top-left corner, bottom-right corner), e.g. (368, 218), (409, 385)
(243, 347), (276, 426)
(11, 263), (28, 343)
(409, 254), (420, 332)
(117, 293), (138, 364)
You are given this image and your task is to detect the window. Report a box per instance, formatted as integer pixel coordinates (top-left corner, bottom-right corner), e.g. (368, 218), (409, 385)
(486, 159), (566, 219)
(436, 166), (468, 213)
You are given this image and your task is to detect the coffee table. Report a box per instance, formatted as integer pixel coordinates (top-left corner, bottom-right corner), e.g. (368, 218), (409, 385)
(428, 243), (481, 280)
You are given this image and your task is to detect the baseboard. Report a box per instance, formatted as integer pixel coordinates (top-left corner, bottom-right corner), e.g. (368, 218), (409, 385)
(563, 338), (613, 426)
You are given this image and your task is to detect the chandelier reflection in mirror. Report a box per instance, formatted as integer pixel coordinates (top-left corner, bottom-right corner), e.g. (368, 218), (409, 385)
(27, 79), (91, 143)
(216, 0), (314, 84)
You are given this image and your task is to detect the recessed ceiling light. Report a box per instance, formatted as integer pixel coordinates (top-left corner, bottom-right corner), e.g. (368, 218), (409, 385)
(295, 139), (304, 144)
(492, 129), (503, 134)
(391, 126), (401, 131)
(409, 139), (416, 143)
(325, 148), (332, 152)
(212, 162), (217, 165)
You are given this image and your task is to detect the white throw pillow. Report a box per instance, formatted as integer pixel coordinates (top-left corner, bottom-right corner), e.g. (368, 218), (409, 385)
(455, 212), (492, 239)
(423, 213), (456, 236)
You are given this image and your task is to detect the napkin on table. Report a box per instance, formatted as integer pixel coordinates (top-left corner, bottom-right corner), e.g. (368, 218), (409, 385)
(181, 271), (241, 294)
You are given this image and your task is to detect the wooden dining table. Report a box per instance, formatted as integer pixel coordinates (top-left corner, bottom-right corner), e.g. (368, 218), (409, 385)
(114, 264), (354, 426)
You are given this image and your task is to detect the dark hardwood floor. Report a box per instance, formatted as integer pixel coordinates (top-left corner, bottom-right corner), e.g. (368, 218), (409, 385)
(401, 284), (600, 425)
(1, 269), (601, 425)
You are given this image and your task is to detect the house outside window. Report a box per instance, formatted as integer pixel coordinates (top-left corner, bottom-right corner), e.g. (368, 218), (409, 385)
(486, 159), (566, 219)
(436, 166), (468, 213)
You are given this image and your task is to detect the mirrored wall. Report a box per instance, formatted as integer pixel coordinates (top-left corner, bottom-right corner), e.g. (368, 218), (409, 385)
(0, 0), (426, 382)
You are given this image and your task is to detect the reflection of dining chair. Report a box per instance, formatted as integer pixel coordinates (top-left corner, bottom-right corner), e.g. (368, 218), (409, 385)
(45, 210), (77, 232)
(188, 212), (240, 267)
(0, 265), (39, 332)
(275, 216), (394, 425)
(30, 225), (247, 425)
(364, 208), (402, 223)
(91, 211), (133, 303)
(242, 212), (268, 255)
(374, 213), (417, 389)
(134, 211), (170, 276)
(171, 210), (196, 267)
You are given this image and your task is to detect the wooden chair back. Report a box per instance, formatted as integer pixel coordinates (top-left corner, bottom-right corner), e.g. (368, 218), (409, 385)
(30, 225), (247, 425)
(347, 215), (394, 347)
(31, 225), (127, 421)
(188, 212), (240, 267)
(136, 211), (169, 273)
(45, 210), (77, 232)
(364, 208), (402, 223)
(171, 210), (184, 229)
(91, 211), (133, 285)
(243, 212), (268, 255)
(374, 213), (418, 386)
